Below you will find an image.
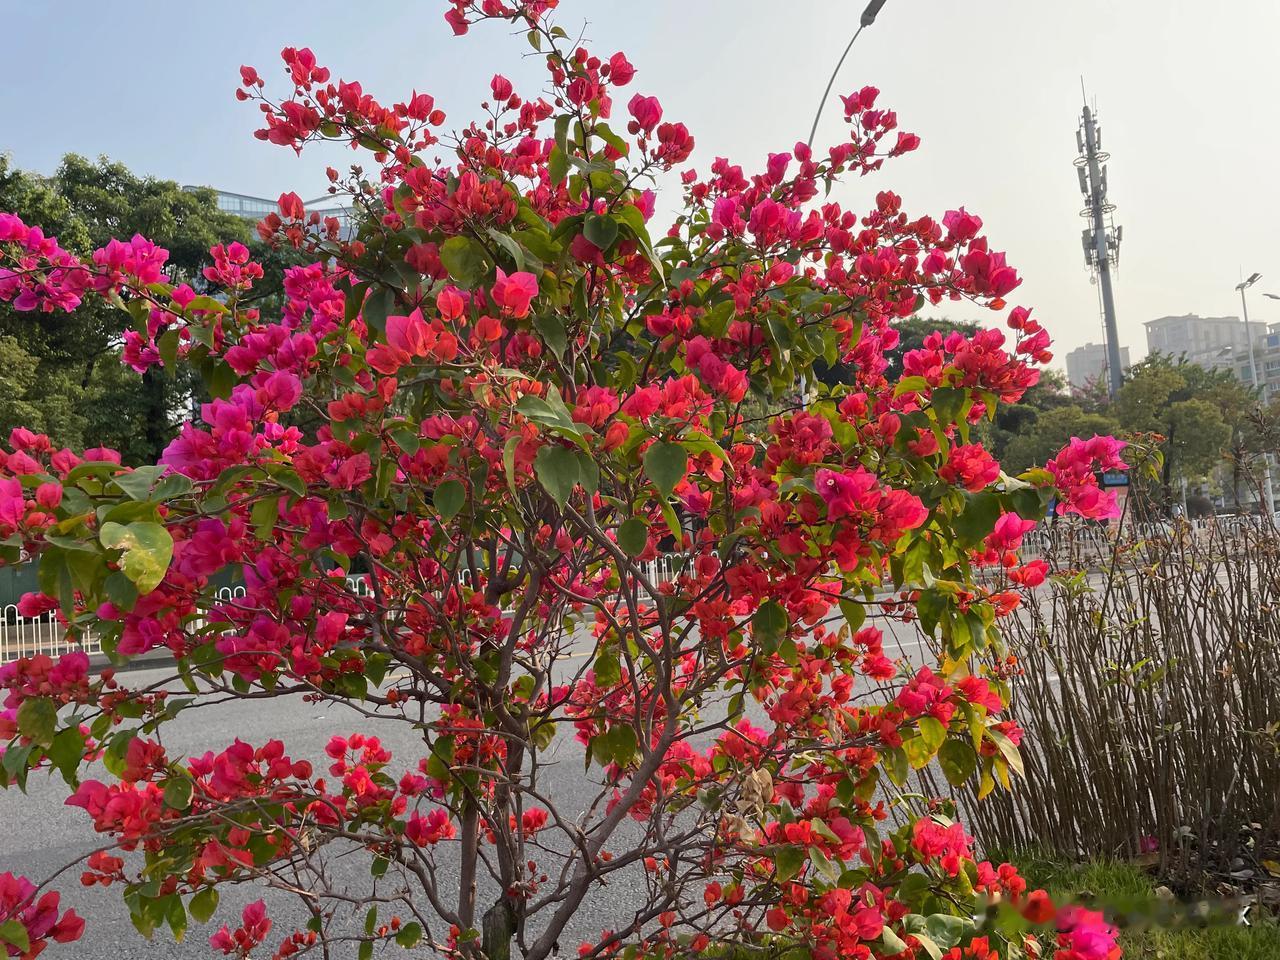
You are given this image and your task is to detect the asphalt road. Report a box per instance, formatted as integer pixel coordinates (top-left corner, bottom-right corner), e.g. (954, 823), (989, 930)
(0, 664), (669, 958)
(0, 622), (940, 959)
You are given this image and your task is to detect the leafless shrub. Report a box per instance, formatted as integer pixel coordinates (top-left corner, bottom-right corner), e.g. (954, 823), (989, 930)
(934, 510), (1280, 885)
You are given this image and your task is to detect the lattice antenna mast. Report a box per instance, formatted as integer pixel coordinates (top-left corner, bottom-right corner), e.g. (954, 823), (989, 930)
(1075, 86), (1124, 398)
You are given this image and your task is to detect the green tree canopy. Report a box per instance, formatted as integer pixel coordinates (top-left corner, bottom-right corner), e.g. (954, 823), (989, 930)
(0, 154), (251, 461)
(1114, 354), (1248, 483)
(1001, 404), (1122, 475)
(986, 367), (1075, 463)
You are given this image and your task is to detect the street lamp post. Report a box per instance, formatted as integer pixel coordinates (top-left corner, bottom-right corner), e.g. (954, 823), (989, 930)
(799, 0), (888, 403)
(1236, 273), (1276, 515)
(806, 0), (890, 148)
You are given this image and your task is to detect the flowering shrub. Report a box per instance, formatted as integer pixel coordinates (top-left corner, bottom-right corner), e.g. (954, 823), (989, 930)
(0, 3), (1125, 958)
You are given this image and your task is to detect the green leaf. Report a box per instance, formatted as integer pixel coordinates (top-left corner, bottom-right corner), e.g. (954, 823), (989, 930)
(658, 499), (683, 542)
(548, 145), (570, 186)
(593, 651), (621, 688)
(839, 598), (866, 634)
(267, 466), (306, 499)
(953, 492), (1001, 547)
(988, 727), (1025, 778)
(104, 570), (139, 612)
(752, 599), (788, 652)
(617, 517), (648, 557)
(878, 927), (909, 956)
(893, 375), (931, 397)
(112, 465), (164, 501)
(594, 122), (630, 157)
(164, 776), (194, 810)
(918, 716), (948, 754)
(924, 914), (973, 951)
(914, 932), (944, 960)
(642, 441), (686, 496)
(808, 845), (839, 884)
(157, 327), (180, 371)
(518, 227), (562, 264)
(250, 496), (279, 541)
(16, 697), (57, 748)
(0, 919), (31, 954)
(533, 313), (568, 360)
(1010, 485), (1046, 520)
(439, 236), (490, 288)
(938, 739), (978, 787)
(99, 521), (174, 594)
(205, 359), (237, 400)
(775, 845), (806, 884)
(166, 894), (188, 943)
(152, 473), (194, 502)
(904, 717), (948, 769)
(189, 887), (219, 924)
(583, 213), (619, 251)
(362, 286), (396, 334)
(516, 393), (588, 446)
(502, 435), (521, 495)
(882, 745), (909, 786)
(486, 228), (526, 272)
(575, 452), (599, 495)
(534, 444), (579, 508)
(48, 727), (85, 785)
(434, 479), (465, 521)
(395, 921), (424, 948)
(389, 425), (420, 456)
(931, 386), (968, 424)
(554, 113), (572, 154)
(604, 724), (638, 767)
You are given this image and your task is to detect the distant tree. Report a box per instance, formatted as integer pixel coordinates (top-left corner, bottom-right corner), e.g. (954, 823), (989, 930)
(1115, 354), (1243, 485)
(1069, 374), (1112, 415)
(815, 315), (980, 386)
(986, 367), (1074, 462)
(1001, 404), (1122, 474)
(0, 153), (250, 460)
(0, 335), (87, 442)
(884, 314), (981, 382)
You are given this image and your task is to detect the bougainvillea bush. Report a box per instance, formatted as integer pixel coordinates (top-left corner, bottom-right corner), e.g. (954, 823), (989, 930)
(0, 2), (1128, 958)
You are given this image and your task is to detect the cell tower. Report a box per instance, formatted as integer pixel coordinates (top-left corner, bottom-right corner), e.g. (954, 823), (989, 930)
(1074, 89), (1124, 398)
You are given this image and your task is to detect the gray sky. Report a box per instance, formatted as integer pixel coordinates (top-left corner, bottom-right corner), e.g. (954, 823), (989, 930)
(5, 1), (1279, 369)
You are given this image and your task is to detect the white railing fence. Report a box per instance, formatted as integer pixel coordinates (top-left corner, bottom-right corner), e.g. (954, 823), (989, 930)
(1, 604), (102, 663)
(1, 575), (374, 665)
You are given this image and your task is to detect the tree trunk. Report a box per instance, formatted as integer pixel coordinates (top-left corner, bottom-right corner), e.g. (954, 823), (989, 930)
(141, 367), (168, 462)
(481, 895), (517, 960)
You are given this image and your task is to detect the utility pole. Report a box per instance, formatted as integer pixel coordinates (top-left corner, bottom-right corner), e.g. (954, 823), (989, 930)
(1074, 93), (1124, 398)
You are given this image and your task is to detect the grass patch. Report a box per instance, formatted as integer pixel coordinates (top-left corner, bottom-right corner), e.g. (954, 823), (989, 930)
(1010, 852), (1280, 960)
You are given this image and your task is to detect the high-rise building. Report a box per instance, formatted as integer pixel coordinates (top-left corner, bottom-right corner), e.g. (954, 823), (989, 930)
(1143, 314), (1249, 371)
(1065, 341), (1130, 390)
(1233, 321), (1280, 401)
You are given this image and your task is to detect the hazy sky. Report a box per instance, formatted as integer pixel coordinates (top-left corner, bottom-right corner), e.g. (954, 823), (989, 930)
(5, 1), (1279, 368)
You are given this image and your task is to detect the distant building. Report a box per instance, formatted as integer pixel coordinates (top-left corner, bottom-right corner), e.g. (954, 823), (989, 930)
(183, 186), (354, 237)
(1144, 313), (1280, 399)
(1065, 341), (1130, 390)
(1144, 314), (1249, 372)
(1233, 321), (1280, 402)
